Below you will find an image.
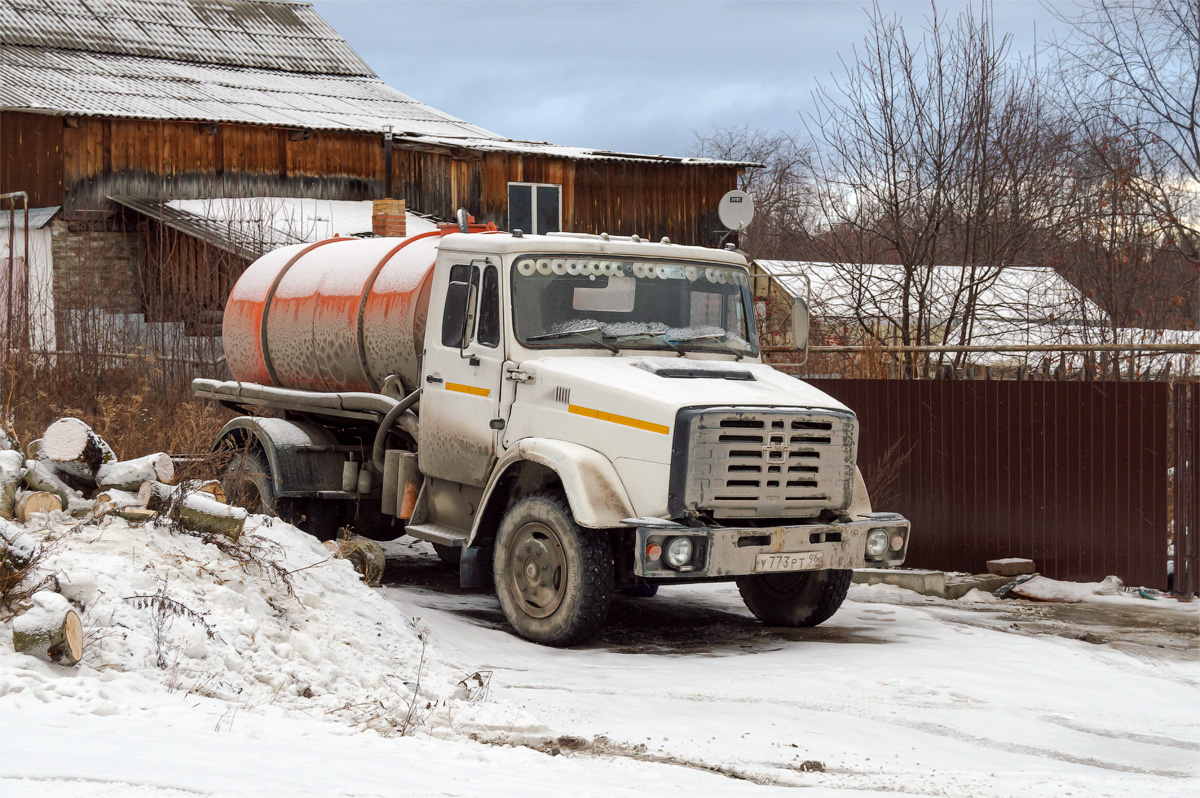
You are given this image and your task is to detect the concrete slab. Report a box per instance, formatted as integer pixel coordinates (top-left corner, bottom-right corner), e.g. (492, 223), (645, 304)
(945, 573), (1011, 600)
(988, 558), (1037, 576)
(853, 568), (947, 598)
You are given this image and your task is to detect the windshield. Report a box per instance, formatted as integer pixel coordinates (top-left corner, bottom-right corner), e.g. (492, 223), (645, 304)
(512, 256), (757, 355)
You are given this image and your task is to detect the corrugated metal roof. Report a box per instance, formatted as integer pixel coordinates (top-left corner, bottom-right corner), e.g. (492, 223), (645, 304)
(110, 194), (297, 260)
(0, 1), (757, 167)
(0, 44), (498, 139)
(0, 205), (59, 229)
(0, 0), (374, 77)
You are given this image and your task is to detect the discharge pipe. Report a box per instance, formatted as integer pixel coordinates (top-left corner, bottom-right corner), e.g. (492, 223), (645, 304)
(372, 388), (422, 472)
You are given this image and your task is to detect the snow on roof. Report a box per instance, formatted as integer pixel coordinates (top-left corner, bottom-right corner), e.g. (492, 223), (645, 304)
(755, 260), (1108, 325)
(0, 1), (755, 166)
(111, 196), (438, 260)
(756, 261), (1199, 372)
(0, 0), (374, 76)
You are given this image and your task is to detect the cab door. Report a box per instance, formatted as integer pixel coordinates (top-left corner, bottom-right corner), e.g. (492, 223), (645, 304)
(418, 256), (506, 487)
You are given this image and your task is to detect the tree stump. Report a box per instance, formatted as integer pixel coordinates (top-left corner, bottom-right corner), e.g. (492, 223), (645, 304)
(12, 591), (83, 666)
(41, 418), (117, 485)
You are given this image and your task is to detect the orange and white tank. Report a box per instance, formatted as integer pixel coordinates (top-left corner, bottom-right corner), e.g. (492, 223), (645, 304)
(223, 232), (445, 394)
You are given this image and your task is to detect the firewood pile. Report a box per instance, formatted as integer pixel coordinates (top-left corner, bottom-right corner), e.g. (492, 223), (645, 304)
(1, 416), (243, 537)
(2, 416), (246, 666)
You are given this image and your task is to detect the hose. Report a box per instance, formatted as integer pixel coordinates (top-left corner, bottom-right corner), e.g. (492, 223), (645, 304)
(372, 388), (422, 472)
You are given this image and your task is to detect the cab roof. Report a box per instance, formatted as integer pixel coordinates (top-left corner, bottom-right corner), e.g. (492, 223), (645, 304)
(439, 231), (749, 267)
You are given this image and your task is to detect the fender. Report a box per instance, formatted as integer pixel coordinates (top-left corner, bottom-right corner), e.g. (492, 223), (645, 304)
(468, 438), (637, 545)
(214, 416), (345, 497)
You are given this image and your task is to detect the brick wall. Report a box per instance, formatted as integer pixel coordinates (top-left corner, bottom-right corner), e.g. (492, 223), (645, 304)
(49, 220), (143, 315)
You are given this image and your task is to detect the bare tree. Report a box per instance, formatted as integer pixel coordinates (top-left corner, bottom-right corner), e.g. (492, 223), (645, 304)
(1050, 0), (1199, 262)
(803, 2), (1068, 373)
(691, 126), (816, 259)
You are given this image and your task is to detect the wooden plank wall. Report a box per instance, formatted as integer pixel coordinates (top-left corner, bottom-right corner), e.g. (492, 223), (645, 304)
(2, 112), (739, 247)
(0, 112), (64, 208)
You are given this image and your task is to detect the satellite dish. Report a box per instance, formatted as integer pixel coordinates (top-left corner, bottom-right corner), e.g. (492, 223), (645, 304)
(718, 190), (755, 230)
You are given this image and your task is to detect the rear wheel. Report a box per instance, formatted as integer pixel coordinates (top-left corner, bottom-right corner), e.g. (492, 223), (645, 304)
(493, 490), (613, 646)
(736, 569), (852, 627)
(222, 448), (342, 541)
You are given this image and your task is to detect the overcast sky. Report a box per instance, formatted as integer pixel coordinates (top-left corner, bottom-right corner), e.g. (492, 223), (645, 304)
(311, 0), (1070, 156)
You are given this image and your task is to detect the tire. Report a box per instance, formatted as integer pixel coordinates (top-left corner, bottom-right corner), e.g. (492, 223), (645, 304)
(222, 449), (342, 541)
(223, 450), (277, 516)
(432, 543), (462, 566)
(493, 490), (614, 646)
(736, 569), (853, 627)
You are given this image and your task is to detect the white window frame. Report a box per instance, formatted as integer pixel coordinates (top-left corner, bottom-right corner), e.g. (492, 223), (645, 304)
(508, 182), (562, 235)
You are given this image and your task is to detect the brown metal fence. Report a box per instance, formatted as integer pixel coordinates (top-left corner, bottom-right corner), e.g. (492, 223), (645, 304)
(811, 379), (1173, 588)
(1174, 383), (1199, 595)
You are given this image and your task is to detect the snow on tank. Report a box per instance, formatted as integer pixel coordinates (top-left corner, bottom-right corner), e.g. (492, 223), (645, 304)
(223, 223), (495, 394)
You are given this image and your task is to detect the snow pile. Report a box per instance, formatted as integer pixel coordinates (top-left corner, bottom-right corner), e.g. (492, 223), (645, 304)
(0, 513), (472, 734)
(1010, 575), (1124, 603)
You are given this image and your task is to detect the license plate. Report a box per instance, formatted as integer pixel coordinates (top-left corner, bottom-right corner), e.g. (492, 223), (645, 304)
(754, 551), (825, 573)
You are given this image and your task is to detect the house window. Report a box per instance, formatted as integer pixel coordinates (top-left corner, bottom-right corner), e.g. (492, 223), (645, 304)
(508, 183), (561, 235)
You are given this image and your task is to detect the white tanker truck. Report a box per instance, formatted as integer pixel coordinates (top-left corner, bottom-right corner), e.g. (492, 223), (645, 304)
(194, 213), (910, 645)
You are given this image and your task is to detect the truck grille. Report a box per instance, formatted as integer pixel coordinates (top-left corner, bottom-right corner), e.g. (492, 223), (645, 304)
(669, 407), (858, 520)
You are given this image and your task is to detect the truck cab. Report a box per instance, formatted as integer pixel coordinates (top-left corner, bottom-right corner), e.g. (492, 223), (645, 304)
(197, 228), (910, 646)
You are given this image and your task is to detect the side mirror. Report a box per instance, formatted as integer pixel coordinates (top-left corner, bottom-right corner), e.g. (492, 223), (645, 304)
(442, 280), (474, 349)
(792, 296), (810, 351)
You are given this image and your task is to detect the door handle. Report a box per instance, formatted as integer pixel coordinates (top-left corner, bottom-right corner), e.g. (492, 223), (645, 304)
(426, 375), (443, 384)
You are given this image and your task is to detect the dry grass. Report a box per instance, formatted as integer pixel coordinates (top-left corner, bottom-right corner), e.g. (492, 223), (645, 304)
(1, 358), (231, 463)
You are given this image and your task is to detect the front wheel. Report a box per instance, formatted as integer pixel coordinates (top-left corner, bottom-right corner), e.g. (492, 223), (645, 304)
(493, 490), (614, 646)
(736, 569), (852, 627)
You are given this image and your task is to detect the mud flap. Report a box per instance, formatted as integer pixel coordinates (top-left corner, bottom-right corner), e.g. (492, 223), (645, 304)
(459, 543), (495, 591)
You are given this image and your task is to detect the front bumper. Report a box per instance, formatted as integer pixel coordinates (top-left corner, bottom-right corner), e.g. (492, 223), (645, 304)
(631, 513), (910, 579)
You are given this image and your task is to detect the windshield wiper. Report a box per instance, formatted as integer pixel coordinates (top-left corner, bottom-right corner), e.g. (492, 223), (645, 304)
(603, 332), (684, 356)
(673, 333), (746, 361)
(526, 326), (620, 353)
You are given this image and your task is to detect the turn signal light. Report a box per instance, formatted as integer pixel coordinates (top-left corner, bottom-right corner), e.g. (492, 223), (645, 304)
(646, 542), (662, 560)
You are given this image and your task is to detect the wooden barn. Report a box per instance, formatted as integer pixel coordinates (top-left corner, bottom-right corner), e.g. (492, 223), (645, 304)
(0, 0), (749, 353)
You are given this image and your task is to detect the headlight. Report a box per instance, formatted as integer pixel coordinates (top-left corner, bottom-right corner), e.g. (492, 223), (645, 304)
(664, 537), (693, 568)
(865, 529), (889, 558)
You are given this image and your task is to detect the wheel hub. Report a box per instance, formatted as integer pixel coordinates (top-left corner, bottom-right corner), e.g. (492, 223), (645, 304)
(508, 521), (566, 618)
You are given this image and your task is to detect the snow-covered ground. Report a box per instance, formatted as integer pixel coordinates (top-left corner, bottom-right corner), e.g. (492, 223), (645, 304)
(2, 521), (1197, 797)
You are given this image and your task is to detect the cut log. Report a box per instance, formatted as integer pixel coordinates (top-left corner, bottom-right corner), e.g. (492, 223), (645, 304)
(22, 460), (81, 508)
(41, 418), (117, 485)
(15, 491), (63, 522)
(0, 517), (37, 563)
(97, 453), (175, 491)
(136, 482), (246, 538)
(334, 535), (386, 587)
(137, 480), (173, 511)
(24, 438), (41, 461)
(173, 492), (246, 539)
(93, 488), (144, 516)
(182, 479), (226, 504)
(0, 449), (26, 520)
(113, 507), (157, 523)
(12, 591), (83, 666)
